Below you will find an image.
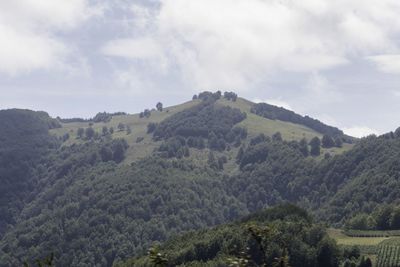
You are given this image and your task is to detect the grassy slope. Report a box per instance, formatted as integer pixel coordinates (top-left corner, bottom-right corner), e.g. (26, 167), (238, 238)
(50, 100), (201, 163)
(219, 98), (322, 141)
(51, 97), (353, 164)
(328, 229), (389, 246)
(219, 98), (353, 158)
(328, 229), (400, 265)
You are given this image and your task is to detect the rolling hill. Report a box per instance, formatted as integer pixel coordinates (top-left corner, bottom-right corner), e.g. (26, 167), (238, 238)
(3, 91), (399, 266)
(50, 94), (353, 166)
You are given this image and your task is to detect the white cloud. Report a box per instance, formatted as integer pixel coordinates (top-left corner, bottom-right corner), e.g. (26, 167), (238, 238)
(130, 4), (154, 30)
(0, 0), (102, 75)
(0, 24), (66, 75)
(297, 73), (343, 111)
(102, 37), (163, 60)
(343, 126), (379, 138)
(101, 0), (400, 91)
(367, 54), (400, 74)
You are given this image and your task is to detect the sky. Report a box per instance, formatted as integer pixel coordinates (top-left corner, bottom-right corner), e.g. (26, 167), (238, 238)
(2, 0), (400, 137)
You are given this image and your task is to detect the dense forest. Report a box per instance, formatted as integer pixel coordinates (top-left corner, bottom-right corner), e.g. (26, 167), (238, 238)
(0, 110), (59, 237)
(1, 93), (400, 266)
(118, 205), (369, 267)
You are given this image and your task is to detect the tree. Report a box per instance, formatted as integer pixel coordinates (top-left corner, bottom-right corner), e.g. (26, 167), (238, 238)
(217, 138), (226, 151)
(102, 126), (108, 136)
(358, 256), (372, 267)
(363, 258), (372, 267)
(144, 109), (151, 118)
(322, 135), (335, 148)
(272, 132), (282, 142)
(77, 128), (84, 139)
(395, 127), (400, 138)
(62, 133), (70, 142)
(100, 146), (113, 162)
(148, 246), (168, 267)
(85, 127), (95, 140)
(224, 92), (238, 101)
(237, 146), (245, 163)
(147, 123), (157, 134)
(309, 137), (321, 156)
(334, 137), (343, 148)
(208, 151), (218, 170)
(346, 214), (373, 230)
(183, 146), (190, 157)
(208, 132), (219, 150)
(390, 207), (400, 229)
(112, 139), (128, 163)
(156, 102), (163, 112)
(218, 156), (227, 170)
(117, 123), (125, 132)
(374, 205), (393, 230)
(316, 237), (339, 267)
(343, 246), (360, 260)
(299, 138), (309, 157)
(249, 134), (267, 146)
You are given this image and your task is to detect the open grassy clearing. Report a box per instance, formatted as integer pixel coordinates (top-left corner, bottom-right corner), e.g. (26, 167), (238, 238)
(329, 229), (400, 266)
(50, 100), (200, 162)
(380, 238), (400, 246)
(50, 98), (353, 165)
(328, 228), (389, 246)
(218, 98), (322, 141)
(219, 98), (354, 156)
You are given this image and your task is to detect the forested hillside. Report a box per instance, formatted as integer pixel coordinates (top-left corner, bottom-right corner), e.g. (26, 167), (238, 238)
(309, 134), (400, 224)
(0, 110), (58, 237)
(118, 204), (367, 267)
(1, 92), (400, 266)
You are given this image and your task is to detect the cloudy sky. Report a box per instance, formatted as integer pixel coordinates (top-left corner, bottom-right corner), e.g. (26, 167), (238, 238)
(2, 0), (400, 137)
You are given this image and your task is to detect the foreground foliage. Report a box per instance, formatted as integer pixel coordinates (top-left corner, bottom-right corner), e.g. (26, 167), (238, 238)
(117, 205), (341, 267)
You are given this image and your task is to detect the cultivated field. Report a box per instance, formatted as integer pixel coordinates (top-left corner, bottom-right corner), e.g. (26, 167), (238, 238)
(329, 229), (400, 266)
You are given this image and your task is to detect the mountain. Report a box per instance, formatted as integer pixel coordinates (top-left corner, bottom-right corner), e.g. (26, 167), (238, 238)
(0, 91), (397, 266)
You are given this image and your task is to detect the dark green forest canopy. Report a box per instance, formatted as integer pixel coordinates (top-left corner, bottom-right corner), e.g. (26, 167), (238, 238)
(153, 100), (246, 140)
(117, 204), (341, 267)
(308, 134), (400, 224)
(3, 129), (394, 266)
(0, 153), (247, 266)
(0, 109), (59, 237)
